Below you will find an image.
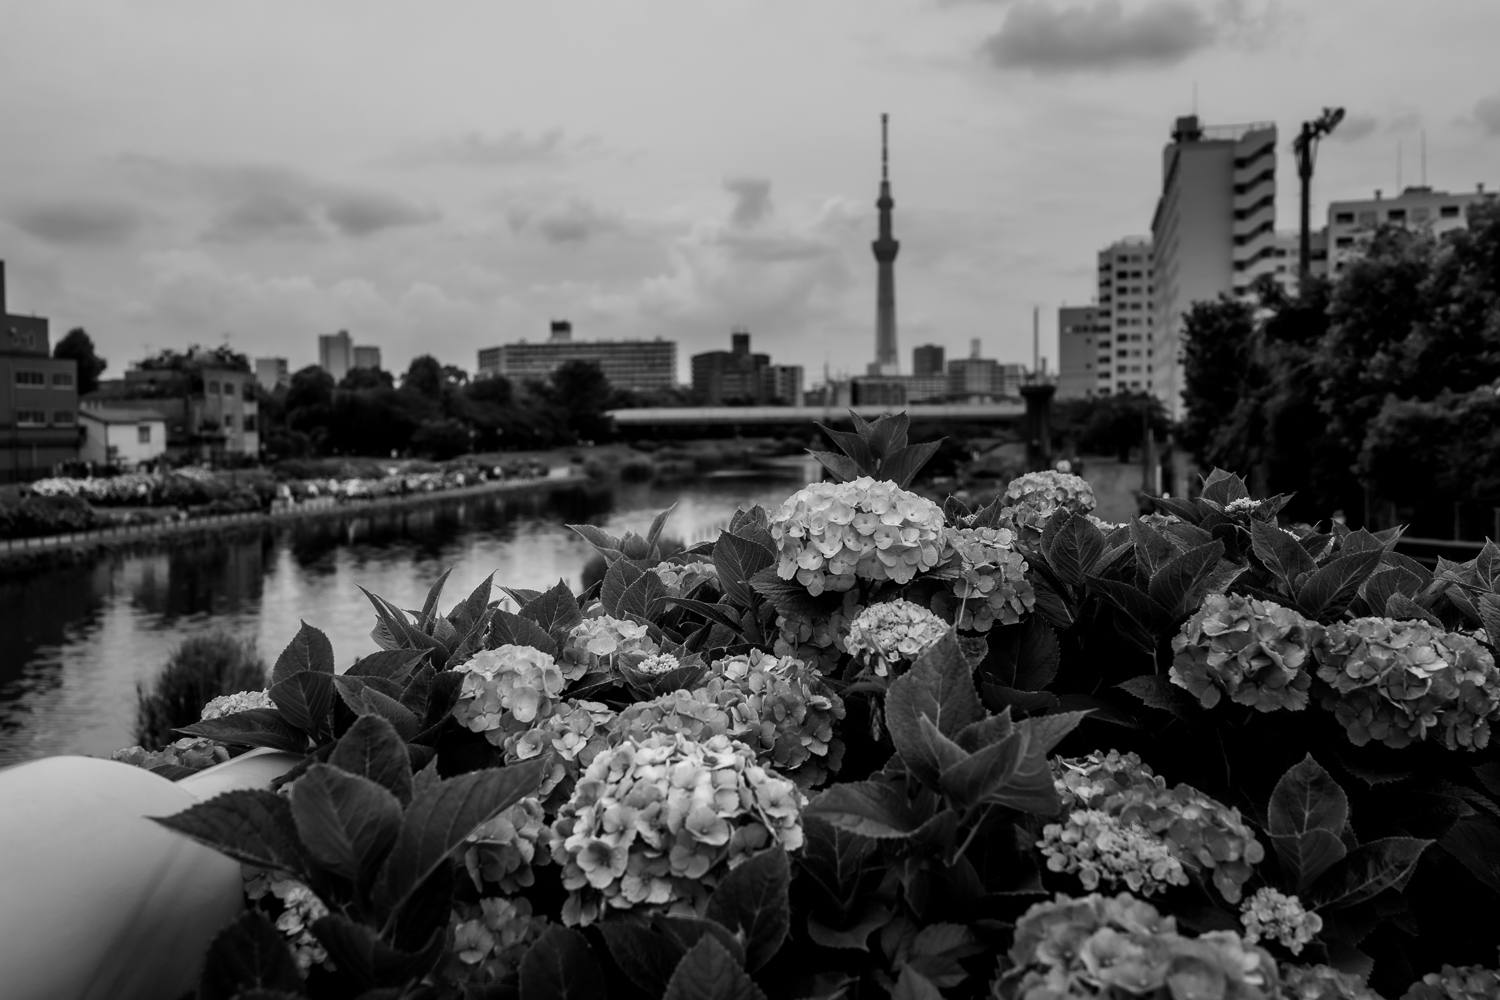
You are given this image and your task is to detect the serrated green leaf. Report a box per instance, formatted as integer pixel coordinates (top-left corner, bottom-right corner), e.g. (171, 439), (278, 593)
(150, 789), (306, 876)
(519, 925), (606, 1000)
(271, 620), (336, 686)
(197, 911), (304, 1000)
(663, 936), (768, 1000)
(175, 709), (307, 753)
(805, 780), (923, 839)
(290, 763), (403, 883)
(705, 848), (790, 972)
(330, 714), (414, 807)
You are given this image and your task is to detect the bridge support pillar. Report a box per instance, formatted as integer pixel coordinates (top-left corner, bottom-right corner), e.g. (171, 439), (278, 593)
(1020, 383), (1056, 473)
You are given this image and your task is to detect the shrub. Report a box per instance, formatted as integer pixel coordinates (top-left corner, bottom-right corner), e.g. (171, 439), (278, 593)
(133, 631), (266, 749)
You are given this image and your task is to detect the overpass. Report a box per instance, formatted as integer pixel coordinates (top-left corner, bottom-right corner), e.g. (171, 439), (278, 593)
(608, 402), (1026, 431)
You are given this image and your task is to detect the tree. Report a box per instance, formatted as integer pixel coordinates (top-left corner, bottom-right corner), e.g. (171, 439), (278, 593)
(1177, 294), (1265, 477)
(53, 328), (107, 395)
(401, 355), (445, 401)
(338, 366), (395, 391)
(545, 360), (616, 443)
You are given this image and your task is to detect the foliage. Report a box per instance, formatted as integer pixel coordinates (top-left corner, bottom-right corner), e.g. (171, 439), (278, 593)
(0, 493), (101, 540)
(1052, 391), (1172, 462)
(137, 415), (1500, 1000)
(137, 343), (252, 373)
(52, 326), (107, 395)
(133, 630), (267, 750)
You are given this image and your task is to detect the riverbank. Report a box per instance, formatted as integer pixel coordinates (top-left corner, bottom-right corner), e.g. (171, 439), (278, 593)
(0, 472), (603, 577)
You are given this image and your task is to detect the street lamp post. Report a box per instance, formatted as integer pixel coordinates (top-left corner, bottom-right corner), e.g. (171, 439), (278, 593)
(1292, 107), (1345, 288)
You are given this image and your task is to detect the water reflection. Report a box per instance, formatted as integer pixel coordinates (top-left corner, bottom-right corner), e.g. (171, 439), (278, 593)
(0, 471), (806, 765)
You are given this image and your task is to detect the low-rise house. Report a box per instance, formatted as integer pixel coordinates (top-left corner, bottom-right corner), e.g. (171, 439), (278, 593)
(79, 407), (168, 469)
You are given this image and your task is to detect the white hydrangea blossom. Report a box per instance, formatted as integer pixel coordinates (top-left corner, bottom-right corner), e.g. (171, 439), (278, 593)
(507, 698), (618, 797)
(244, 870), (330, 971)
(769, 478), (946, 595)
(462, 797), (549, 894)
(451, 645), (569, 747)
(563, 614), (660, 676)
(201, 689), (274, 720)
(549, 731), (804, 926)
(1223, 498), (1263, 515)
(651, 560), (719, 599)
(1003, 470), (1097, 515)
(1038, 808), (1189, 897)
(843, 599), (949, 677)
(1239, 887), (1323, 954)
(942, 525), (1036, 632)
(635, 653), (683, 675)
(774, 590), (864, 673)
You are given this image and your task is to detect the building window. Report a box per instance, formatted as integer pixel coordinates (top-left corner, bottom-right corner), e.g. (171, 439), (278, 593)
(1440, 205), (1461, 218)
(1387, 209), (1406, 222)
(223, 413), (235, 430)
(138, 424), (152, 444)
(1334, 212), (1355, 224)
(244, 414), (257, 433)
(1335, 236), (1354, 247)
(1357, 211), (1377, 225)
(223, 381), (236, 396)
(208, 381), (220, 394)
(14, 371), (46, 387)
(52, 372), (75, 388)
(16, 410), (46, 426)
(52, 411), (75, 425)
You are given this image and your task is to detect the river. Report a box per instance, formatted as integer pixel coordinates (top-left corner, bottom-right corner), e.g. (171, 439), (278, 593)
(0, 466), (816, 765)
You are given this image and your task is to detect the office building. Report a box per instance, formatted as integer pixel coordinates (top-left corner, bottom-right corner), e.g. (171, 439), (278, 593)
(476, 346), (503, 379)
(318, 330), (353, 382)
(1151, 116), (1279, 418)
(1326, 184), (1496, 274)
(0, 262), (80, 481)
(1056, 305), (1108, 400)
(482, 321), (675, 392)
(912, 344), (944, 377)
(691, 330), (802, 405)
(945, 340), (1026, 403)
(255, 357), (289, 393)
(353, 345), (382, 371)
(1097, 238), (1155, 397)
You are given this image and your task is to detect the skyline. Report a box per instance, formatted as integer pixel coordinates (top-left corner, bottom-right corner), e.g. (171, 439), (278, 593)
(3, 0), (1499, 384)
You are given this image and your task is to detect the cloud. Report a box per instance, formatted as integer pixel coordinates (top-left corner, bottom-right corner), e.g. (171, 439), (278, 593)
(1328, 112), (1378, 143)
(723, 177), (773, 228)
(386, 129), (596, 168)
(1474, 94), (1500, 136)
(10, 199), (143, 245)
(508, 198), (622, 244)
(204, 191), (321, 243)
(325, 191), (439, 237)
(982, 0), (1234, 73)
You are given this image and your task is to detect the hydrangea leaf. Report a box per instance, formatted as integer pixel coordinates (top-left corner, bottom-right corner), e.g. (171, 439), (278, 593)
(598, 918), (688, 997)
(151, 788), (307, 876)
(1047, 514), (1107, 589)
(418, 567), (453, 628)
(617, 568), (669, 622)
(447, 571), (494, 635)
(662, 935), (767, 1000)
(271, 620), (336, 686)
(310, 913), (445, 991)
(329, 714), (413, 807)
(806, 780), (923, 839)
(1147, 541), (1225, 621)
(519, 925), (607, 1000)
(345, 649), (428, 685)
(1308, 836), (1432, 911)
(601, 558), (645, 616)
(1297, 550), (1383, 620)
(197, 911), (305, 1000)
(268, 669), (335, 737)
(518, 580), (585, 642)
(705, 847), (790, 971)
(714, 531), (776, 609)
(489, 608), (560, 657)
(1438, 816), (1500, 896)
(807, 449), (862, 484)
(290, 763), (403, 884)
(175, 708), (308, 754)
(1251, 519), (1317, 594)
(1200, 468), (1250, 505)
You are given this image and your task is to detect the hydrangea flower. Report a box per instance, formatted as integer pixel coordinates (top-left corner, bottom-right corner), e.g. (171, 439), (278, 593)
(1003, 470), (1098, 516)
(651, 559), (719, 599)
(548, 731), (804, 926)
(1000, 892), (1275, 1000)
(942, 525), (1036, 632)
(1314, 618), (1500, 750)
(111, 737), (231, 773)
(1278, 964), (1386, 1000)
(774, 590), (863, 673)
(244, 870), (330, 971)
(769, 477), (946, 595)
(446, 897), (548, 986)
(612, 651), (845, 787)
(563, 614), (661, 677)
(451, 645), (571, 748)
(461, 797), (549, 894)
(506, 699), (617, 797)
(1170, 594), (1320, 712)
(1239, 887), (1322, 955)
(843, 599), (949, 676)
(1038, 808), (1189, 896)
(635, 653), (685, 675)
(201, 689), (274, 720)
(1054, 750), (1265, 904)
(1403, 961), (1500, 1000)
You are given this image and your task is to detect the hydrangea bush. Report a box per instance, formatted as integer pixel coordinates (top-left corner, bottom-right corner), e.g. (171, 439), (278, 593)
(137, 416), (1500, 1000)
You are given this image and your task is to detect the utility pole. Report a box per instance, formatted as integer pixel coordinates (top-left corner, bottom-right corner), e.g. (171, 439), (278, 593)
(1292, 107), (1345, 288)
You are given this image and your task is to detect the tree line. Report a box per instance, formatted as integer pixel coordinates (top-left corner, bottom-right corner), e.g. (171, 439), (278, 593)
(1178, 200), (1500, 532)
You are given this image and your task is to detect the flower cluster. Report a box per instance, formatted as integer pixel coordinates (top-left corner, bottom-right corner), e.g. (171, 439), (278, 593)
(999, 892), (1275, 1000)
(563, 614), (660, 676)
(548, 731), (803, 926)
(111, 736), (231, 773)
(774, 590), (863, 673)
(843, 599), (949, 676)
(506, 699), (617, 796)
(447, 897), (549, 986)
(1003, 471), (1099, 516)
(942, 525), (1037, 632)
(1402, 961), (1500, 1000)
(201, 688), (274, 720)
(451, 645), (571, 748)
(1278, 964), (1385, 1000)
(1313, 618), (1500, 750)
(612, 650), (845, 786)
(1054, 751), (1265, 904)
(462, 797), (549, 894)
(768, 478), (946, 595)
(1038, 808), (1189, 896)
(1170, 594), (1319, 712)
(244, 870), (330, 971)
(1239, 888), (1322, 955)
(650, 559), (719, 599)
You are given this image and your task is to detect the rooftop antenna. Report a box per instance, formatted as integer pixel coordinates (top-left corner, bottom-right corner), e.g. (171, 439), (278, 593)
(881, 112), (889, 182)
(1032, 306), (1040, 376)
(1421, 130), (1427, 187)
(1192, 80), (1198, 116)
(1397, 140), (1403, 192)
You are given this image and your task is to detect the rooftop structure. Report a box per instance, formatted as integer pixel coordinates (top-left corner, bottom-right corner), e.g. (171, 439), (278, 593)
(478, 321), (676, 392)
(1326, 184), (1497, 273)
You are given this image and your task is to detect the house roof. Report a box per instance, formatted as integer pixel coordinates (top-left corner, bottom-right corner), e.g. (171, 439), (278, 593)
(79, 407), (169, 425)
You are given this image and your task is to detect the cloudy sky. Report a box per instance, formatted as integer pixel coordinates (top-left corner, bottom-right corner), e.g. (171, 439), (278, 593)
(2, 0), (1497, 385)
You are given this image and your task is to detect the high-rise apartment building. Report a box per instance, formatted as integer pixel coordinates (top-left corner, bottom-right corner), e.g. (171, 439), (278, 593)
(912, 344), (944, 377)
(1151, 116), (1278, 418)
(1097, 238), (1155, 397)
(1056, 305), (1107, 400)
(0, 261), (80, 481)
(318, 330), (353, 382)
(353, 345), (382, 371)
(255, 357), (289, 393)
(480, 321), (675, 392)
(1326, 184), (1496, 274)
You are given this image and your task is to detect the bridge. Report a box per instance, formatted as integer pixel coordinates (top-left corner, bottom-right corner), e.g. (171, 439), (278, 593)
(608, 402), (1027, 432)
